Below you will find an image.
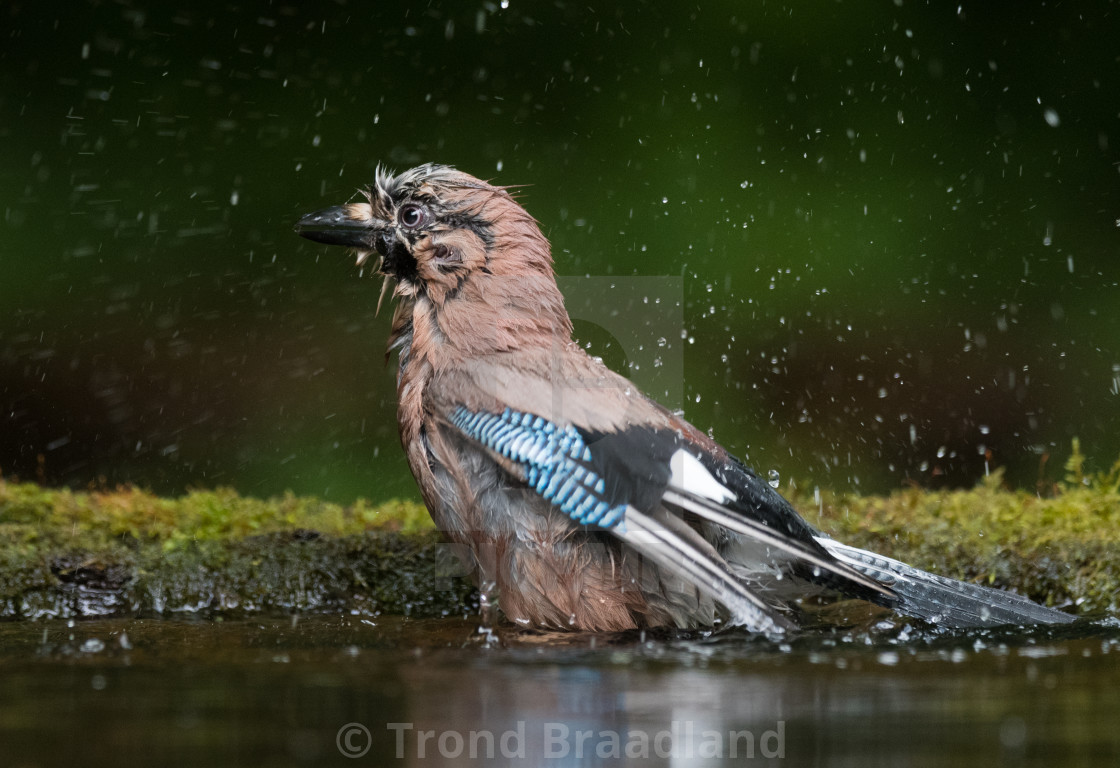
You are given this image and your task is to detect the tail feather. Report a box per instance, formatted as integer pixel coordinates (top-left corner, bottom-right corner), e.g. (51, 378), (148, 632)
(816, 537), (1074, 627)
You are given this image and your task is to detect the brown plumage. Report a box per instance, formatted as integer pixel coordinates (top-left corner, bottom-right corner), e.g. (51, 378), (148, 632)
(295, 163), (1073, 633)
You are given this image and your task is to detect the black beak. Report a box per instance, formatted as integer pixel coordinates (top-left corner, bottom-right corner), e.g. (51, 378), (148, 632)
(294, 205), (381, 249)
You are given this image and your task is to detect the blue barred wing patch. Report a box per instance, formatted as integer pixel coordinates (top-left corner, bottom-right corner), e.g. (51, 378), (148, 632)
(449, 406), (627, 528)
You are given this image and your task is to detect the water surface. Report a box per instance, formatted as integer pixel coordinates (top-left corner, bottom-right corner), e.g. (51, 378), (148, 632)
(3, 615), (1117, 766)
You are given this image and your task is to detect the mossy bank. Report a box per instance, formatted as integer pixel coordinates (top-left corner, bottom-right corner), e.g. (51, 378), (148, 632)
(2, 444), (1117, 621)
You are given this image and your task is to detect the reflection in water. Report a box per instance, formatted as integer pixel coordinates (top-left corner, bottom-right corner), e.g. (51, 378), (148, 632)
(399, 661), (791, 765)
(0, 616), (1117, 767)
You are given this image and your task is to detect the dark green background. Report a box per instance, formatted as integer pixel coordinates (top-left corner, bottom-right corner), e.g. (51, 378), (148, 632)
(2, 0), (1118, 503)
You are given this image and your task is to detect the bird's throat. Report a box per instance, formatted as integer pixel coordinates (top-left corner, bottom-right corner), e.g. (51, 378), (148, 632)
(382, 240), (419, 282)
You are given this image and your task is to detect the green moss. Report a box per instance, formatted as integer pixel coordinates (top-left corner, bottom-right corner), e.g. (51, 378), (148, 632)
(0, 480), (454, 620)
(0, 481), (433, 547)
(1, 443), (1117, 621)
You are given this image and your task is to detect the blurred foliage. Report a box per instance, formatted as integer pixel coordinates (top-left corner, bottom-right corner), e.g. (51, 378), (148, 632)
(1, 0), (1118, 502)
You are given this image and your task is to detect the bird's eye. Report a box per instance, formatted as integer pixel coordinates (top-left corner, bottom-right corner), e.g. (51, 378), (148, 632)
(398, 204), (426, 228)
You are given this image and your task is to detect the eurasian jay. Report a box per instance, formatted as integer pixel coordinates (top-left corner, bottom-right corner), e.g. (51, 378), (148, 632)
(295, 163), (1071, 633)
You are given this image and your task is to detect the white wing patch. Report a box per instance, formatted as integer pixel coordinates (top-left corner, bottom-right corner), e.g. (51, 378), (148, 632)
(668, 449), (735, 504)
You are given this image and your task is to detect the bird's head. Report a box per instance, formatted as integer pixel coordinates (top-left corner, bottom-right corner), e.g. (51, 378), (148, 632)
(295, 163), (555, 309)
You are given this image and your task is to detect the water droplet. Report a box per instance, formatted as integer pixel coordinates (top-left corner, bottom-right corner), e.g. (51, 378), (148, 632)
(767, 469), (780, 488)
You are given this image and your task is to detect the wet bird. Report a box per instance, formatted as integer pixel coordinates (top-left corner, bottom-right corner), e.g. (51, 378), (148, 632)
(295, 164), (1071, 633)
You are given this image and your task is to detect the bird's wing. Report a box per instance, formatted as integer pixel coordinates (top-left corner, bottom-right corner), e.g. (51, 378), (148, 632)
(430, 347), (894, 630)
(442, 403), (789, 632)
(656, 441), (897, 605)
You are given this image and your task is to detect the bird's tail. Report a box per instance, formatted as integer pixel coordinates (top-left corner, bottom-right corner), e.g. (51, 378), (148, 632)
(815, 537), (1074, 627)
